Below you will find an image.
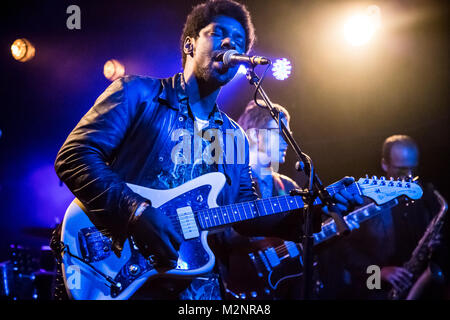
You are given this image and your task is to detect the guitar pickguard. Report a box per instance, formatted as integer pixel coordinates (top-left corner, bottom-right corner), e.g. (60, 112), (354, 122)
(156, 184), (213, 270)
(78, 227), (113, 263)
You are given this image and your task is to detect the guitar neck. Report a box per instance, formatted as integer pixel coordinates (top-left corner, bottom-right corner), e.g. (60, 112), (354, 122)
(269, 199), (400, 258)
(313, 199), (398, 245)
(196, 182), (361, 230)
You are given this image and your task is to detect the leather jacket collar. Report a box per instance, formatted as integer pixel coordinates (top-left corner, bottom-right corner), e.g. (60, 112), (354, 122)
(158, 73), (224, 125)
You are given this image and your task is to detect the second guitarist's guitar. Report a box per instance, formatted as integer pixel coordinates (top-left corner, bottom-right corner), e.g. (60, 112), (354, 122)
(59, 173), (422, 299)
(223, 198), (401, 299)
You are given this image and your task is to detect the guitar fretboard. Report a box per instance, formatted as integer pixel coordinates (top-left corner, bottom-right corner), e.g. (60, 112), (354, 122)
(313, 199), (398, 244)
(196, 183), (361, 230)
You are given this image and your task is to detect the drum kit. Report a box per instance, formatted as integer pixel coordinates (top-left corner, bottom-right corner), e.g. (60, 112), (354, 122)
(0, 227), (56, 300)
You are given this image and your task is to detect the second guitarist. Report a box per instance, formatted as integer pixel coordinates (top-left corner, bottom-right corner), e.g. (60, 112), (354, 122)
(218, 100), (325, 300)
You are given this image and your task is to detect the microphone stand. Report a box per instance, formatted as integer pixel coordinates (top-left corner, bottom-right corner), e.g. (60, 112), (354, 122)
(245, 66), (348, 300)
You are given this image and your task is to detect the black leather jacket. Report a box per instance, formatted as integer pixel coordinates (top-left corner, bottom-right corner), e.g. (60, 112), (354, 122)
(55, 73), (302, 255)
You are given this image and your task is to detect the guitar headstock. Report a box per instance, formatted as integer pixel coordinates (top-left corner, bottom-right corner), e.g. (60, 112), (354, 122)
(357, 176), (423, 205)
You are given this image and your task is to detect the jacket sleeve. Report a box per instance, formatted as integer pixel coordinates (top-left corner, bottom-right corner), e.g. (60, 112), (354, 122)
(54, 77), (154, 251)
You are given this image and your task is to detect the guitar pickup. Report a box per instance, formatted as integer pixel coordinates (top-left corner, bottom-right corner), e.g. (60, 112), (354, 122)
(264, 248), (280, 268)
(285, 241), (300, 258)
(176, 206), (200, 240)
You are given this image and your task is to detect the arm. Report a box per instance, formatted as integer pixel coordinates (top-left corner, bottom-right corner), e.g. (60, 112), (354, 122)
(55, 77), (155, 250)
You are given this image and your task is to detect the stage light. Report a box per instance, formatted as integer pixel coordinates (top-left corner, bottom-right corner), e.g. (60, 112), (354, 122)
(103, 59), (125, 81)
(272, 58), (292, 80)
(11, 38), (35, 62)
(343, 5), (381, 47)
(237, 64), (248, 75)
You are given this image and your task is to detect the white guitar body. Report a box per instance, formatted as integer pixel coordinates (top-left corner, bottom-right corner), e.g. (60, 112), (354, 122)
(61, 172), (226, 300)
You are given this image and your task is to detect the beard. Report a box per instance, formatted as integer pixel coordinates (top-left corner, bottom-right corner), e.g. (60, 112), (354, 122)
(194, 59), (238, 88)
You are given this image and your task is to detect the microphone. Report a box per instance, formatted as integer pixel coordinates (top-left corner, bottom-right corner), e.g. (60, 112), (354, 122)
(218, 50), (271, 67)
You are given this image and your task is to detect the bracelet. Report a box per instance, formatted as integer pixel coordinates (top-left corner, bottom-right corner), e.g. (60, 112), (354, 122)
(134, 202), (150, 218)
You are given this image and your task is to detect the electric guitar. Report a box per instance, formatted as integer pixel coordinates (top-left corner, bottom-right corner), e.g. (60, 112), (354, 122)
(59, 173), (422, 299)
(224, 198), (401, 299)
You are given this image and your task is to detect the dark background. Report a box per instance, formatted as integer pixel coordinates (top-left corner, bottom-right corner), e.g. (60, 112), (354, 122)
(0, 0), (448, 260)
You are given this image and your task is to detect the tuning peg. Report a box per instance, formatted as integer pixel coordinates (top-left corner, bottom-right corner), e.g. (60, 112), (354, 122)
(380, 176), (386, 180)
(363, 175), (369, 184)
(372, 175), (377, 180)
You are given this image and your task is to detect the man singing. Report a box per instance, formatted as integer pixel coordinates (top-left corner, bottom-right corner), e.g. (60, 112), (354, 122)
(53, 0), (360, 300)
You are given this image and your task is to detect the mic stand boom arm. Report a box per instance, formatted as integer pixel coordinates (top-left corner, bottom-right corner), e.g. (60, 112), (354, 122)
(245, 67), (349, 299)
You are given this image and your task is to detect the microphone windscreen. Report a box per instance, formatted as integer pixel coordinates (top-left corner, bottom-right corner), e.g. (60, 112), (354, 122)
(223, 50), (239, 67)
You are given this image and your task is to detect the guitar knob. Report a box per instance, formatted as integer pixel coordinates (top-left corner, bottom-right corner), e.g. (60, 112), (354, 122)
(380, 176), (386, 180)
(372, 175), (377, 180)
(128, 264), (140, 276)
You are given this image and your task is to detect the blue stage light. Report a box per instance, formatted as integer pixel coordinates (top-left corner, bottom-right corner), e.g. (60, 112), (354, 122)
(237, 64), (248, 75)
(272, 58), (292, 80)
